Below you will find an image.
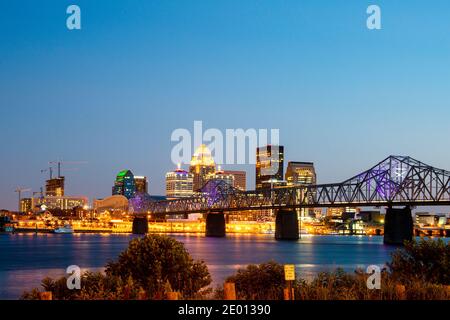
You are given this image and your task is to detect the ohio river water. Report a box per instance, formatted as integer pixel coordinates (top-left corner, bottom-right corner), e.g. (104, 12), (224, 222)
(0, 233), (399, 299)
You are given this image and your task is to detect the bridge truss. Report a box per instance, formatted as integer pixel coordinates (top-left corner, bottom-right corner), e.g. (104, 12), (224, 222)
(130, 156), (450, 215)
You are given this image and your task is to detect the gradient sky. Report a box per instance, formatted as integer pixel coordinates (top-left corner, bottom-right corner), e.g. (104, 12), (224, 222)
(1, 0), (450, 210)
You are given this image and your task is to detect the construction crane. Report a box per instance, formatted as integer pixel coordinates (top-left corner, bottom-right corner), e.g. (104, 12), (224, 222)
(14, 187), (31, 212)
(41, 167), (53, 180)
(49, 160), (88, 178)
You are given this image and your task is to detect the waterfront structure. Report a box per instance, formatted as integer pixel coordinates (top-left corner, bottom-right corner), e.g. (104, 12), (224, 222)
(93, 195), (129, 214)
(112, 170), (136, 199)
(207, 166), (235, 187)
(19, 198), (33, 213)
(189, 144), (216, 191)
(134, 176), (148, 194)
(46, 177), (65, 197)
(166, 165), (194, 199)
(256, 145), (284, 189)
(223, 170), (247, 191)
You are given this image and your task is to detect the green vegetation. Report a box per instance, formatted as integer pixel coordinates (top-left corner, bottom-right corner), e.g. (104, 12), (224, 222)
(22, 235), (211, 300)
(22, 237), (450, 300)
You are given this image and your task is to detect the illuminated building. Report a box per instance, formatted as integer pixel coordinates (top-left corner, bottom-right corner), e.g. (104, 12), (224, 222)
(285, 162), (316, 186)
(46, 177), (65, 196)
(286, 162), (317, 218)
(93, 195), (129, 214)
(207, 166), (235, 187)
(223, 170), (246, 191)
(20, 198), (33, 213)
(134, 176), (148, 194)
(33, 196), (88, 211)
(256, 145), (284, 189)
(166, 164), (194, 199)
(189, 144), (216, 191)
(112, 170), (136, 199)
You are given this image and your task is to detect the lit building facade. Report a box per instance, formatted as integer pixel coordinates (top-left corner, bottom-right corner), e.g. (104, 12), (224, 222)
(256, 145), (284, 189)
(285, 161), (317, 218)
(134, 176), (148, 194)
(93, 195), (129, 214)
(285, 162), (316, 186)
(46, 177), (65, 197)
(20, 198), (33, 213)
(189, 144), (216, 191)
(166, 165), (194, 199)
(207, 166), (235, 187)
(112, 170), (136, 199)
(223, 170), (247, 191)
(33, 196), (88, 211)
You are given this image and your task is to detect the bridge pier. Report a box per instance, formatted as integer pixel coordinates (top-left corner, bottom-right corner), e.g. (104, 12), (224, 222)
(205, 211), (226, 237)
(275, 209), (299, 241)
(383, 207), (413, 245)
(132, 217), (149, 235)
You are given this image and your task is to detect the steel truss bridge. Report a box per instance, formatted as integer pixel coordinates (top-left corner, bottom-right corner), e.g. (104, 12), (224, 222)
(130, 156), (450, 215)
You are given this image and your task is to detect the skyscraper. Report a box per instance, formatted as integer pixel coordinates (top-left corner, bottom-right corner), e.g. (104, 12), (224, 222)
(256, 145), (284, 189)
(112, 170), (136, 199)
(189, 144), (216, 191)
(285, 162), (316, 186)
(166, 165), (194, 199)
(134, 176), (148, 194)
(286, 162), (317, 218)
(207, 166), (235, 188)
(223, 170), (247, 191)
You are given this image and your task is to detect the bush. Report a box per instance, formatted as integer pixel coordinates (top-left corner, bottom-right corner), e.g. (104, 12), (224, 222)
(222, 261), (291, 300)
(106, 235), (211, 298)
(22, 235), (211, 300)
(388, 238), (450, 285)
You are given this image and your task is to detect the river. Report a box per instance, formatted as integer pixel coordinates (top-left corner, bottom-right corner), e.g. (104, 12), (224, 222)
(0, 233), (405, 299)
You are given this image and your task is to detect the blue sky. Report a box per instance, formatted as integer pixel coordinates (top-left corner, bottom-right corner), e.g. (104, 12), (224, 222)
(1, 0), (450, 210)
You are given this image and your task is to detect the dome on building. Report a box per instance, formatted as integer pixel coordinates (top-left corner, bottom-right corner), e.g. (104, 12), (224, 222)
(190, 144), (215, 167)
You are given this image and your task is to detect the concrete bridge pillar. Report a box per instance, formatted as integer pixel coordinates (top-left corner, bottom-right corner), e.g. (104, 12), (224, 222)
(275, 209), (299, 241)
(383, 207), (413, 245)
(205, 211), (226, 237)
(132, 216), (149, 235)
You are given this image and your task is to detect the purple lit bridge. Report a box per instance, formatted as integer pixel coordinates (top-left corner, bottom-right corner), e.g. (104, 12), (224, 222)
(130, 156), (450, 244)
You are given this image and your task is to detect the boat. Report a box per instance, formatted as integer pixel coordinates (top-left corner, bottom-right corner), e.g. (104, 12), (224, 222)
(54, 224), (74, 234)
(0, 216), (15, 233)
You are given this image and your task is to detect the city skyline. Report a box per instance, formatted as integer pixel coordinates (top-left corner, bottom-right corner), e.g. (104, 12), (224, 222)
(2, 0), (450, 210)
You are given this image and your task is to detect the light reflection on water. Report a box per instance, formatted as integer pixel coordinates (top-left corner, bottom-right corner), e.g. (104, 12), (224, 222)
(0, 233), (432, 299)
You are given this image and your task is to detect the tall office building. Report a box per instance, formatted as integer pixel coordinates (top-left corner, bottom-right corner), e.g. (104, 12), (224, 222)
(256, 145), (284, 189)
(285, 162), (316, 186)
(189, 144), (216, 191)
(134, 176), (148, 194)
(207, 166), (235, 188)
(112, 170), (136, 199)
(166, 165), (194, 199)
(46, 177), (65, 197)
(223, 170), (247, 191)
(286, 162), (317, 218)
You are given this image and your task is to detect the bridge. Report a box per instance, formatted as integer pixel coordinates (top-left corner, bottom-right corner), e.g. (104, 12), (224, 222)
(130, 156), (450, 244)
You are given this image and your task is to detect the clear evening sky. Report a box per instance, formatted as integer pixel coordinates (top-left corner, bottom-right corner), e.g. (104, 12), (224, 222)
(1, 0), (450, 210)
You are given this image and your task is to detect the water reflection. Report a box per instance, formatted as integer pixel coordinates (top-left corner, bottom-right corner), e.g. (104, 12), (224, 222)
(0, 233), (439, 299)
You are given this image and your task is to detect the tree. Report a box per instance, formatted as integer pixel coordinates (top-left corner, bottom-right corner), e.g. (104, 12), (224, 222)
(105, 235), (211, 298)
